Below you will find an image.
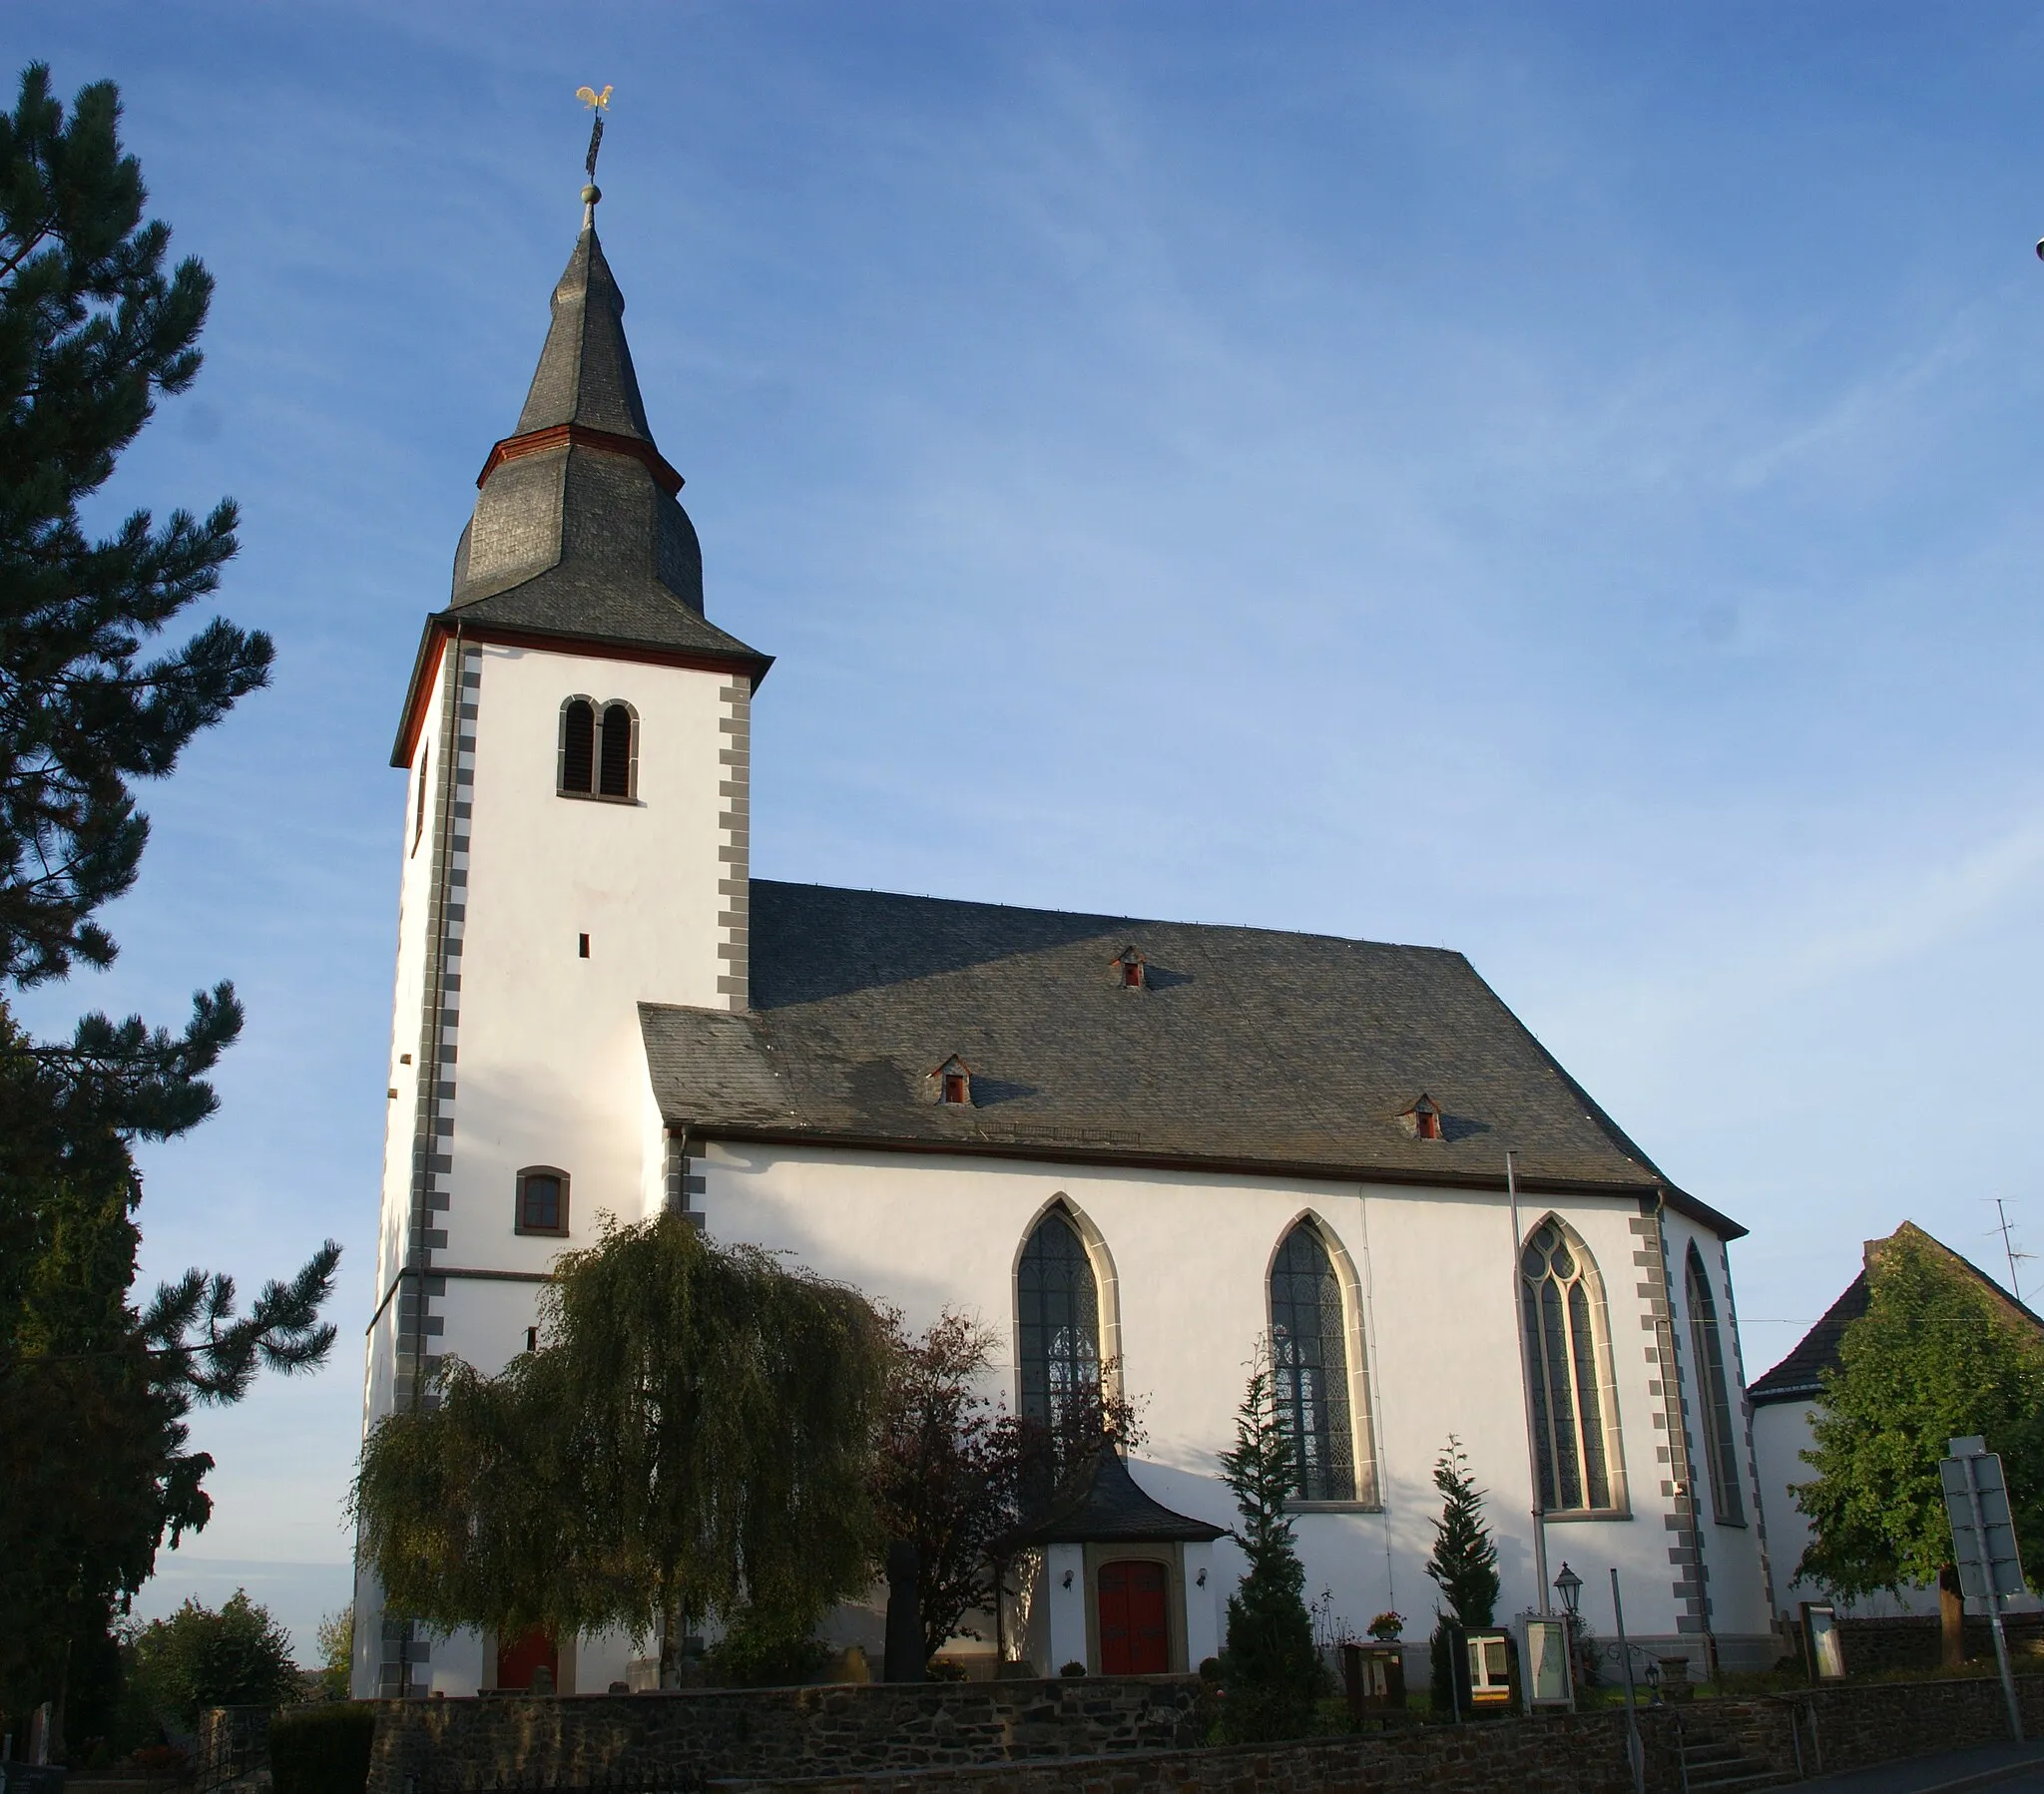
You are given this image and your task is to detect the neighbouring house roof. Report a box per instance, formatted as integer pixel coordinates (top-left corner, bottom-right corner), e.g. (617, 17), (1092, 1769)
(1749, 1221), (2044, 1408)
(992, 1445), (1228, 1552)
(1748, 1274), (1870, 1409)
(639, 881), (1745, 1234)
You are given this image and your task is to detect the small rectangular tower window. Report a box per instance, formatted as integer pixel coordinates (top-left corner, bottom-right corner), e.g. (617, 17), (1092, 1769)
(412, 748), (429, 854)
(515, 1167), (570, 1237)
(578, 933), (590, 959)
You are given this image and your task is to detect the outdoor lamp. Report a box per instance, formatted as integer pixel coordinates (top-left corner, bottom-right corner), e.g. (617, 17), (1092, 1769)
(1553, 1562), (1583, 1619)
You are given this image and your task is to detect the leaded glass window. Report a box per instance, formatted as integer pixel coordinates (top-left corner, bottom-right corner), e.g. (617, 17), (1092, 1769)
(1520, 1220), (1615, 1512)
(1017, 1209), (1100, 1429)
(1270, 1223), (1356, 1502)
(1686, 1244), (1745, 1525)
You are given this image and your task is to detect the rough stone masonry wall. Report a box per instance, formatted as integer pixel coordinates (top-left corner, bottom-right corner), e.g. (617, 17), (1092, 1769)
(710, 1673), (2044, 1794)
(365, 1678), (1206, 1794)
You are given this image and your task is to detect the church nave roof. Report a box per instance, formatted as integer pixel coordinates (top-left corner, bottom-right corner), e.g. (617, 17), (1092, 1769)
(641, 880), (1741, 1236)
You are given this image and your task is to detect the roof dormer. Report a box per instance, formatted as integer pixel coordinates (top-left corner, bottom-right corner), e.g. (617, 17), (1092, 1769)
(1400, 1094), (1443, 1141)
(1111, 945), (1148, 991)
(931, 1055), (972, 1107)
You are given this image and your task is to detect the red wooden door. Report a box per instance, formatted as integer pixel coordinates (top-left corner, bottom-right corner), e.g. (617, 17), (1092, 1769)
(495, 1626), (558, 1690)
(1097, 1561), (1170, 1674)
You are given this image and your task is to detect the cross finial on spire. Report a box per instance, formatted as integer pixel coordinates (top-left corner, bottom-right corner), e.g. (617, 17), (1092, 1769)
(575, 84), (613, 226)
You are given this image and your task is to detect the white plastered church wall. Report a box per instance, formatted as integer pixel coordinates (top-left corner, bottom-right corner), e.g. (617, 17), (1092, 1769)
(352, 641), (742, 1697)
(690, 1141), (1772, 1667)
(442, 642), (729, 1274)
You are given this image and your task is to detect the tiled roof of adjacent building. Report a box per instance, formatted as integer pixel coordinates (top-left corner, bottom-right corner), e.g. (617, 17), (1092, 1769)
(1747, 1274), (1869, 1408)
(640, 881), (1743, 1234)
(1748, 1221), (2044, 1408)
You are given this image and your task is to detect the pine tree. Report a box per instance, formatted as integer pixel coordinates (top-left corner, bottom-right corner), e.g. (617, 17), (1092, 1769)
(1423, 1437), (1498, 1713)
(0, 63), (337, 1743)
(1214, 1357), (1323, 1742)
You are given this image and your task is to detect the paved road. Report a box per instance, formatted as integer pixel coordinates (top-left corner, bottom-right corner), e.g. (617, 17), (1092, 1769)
(1807, 1740), (2044, 1793)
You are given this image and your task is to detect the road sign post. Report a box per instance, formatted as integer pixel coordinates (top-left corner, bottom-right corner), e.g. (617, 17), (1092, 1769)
(1939, 1436), (2025, 1742)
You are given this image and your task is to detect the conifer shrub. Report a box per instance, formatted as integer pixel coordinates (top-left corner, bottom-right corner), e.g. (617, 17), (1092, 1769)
(1422, 1438), (1497, 1715)
(1214, 1358), (1325, 1741)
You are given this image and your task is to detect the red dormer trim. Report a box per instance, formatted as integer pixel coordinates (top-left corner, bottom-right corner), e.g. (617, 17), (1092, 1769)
(477, 423), (685, 497)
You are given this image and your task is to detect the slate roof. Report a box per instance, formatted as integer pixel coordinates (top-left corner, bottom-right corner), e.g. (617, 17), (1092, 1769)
(392, 220), (768, 761)
(1750, 1222), (2044, 1407)
(994, 1445), (1228, 1551)
(512, 226), (653, 441)
(640, 881), (1742, 1233)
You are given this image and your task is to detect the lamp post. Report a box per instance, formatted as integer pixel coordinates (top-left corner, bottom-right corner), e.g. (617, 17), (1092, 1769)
(1553, 1562), (1582, 1619)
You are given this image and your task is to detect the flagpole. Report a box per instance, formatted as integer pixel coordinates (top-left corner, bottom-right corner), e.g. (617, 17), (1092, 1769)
(1507, 1151), (1552, 1611)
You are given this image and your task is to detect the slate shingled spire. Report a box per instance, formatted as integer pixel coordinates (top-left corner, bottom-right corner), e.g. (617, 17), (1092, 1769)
(512, 225), (653, 442)
(416, 214), (769, 700)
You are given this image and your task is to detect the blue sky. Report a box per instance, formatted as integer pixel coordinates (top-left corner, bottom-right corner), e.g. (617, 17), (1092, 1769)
(13, 2), (2044, 1655)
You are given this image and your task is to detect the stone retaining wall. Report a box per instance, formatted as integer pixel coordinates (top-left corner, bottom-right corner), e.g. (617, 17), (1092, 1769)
(716, 1673), (2044, 1794)
(364, 1678), (1206, 1794)
(1838, 1612), (2044, 1677)
(364, 1669), (2044, 1794)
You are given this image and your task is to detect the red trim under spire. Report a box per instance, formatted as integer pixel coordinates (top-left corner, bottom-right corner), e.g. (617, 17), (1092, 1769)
(477, 423), (685, 496)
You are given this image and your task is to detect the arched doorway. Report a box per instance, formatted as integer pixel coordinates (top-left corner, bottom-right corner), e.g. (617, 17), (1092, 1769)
(1097, 1561), (1170, 1675)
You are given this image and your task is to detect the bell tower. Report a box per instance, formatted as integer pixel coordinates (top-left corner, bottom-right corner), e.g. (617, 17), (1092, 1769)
(355, 176), (769, 1695)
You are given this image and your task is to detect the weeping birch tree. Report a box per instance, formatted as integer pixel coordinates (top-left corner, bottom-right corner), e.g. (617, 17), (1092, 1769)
(353, 1211), (891, 1673)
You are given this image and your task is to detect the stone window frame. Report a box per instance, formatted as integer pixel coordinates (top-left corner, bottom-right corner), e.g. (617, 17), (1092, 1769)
(557, 694), (640, 803)
(1011, 1194), (1125, 1421)
(1684, 1240), (1747, 1527)
(1519, 1212), (1631, 1521)
(1265, 1209), (1382, 1512)
(514, 1164), (571, 1238)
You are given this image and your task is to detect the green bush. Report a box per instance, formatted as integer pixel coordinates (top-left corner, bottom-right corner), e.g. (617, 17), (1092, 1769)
(705, 1610), (829, 1687)
(270, 1703), (374, 1794)
(131, 1591), (299, 1727)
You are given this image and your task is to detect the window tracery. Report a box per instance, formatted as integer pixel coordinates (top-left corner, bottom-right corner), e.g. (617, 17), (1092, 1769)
(1520, 1217), (1622, 1513)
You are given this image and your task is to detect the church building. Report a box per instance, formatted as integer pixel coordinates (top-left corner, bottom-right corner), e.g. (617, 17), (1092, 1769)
(352, 188), (1778, 1696)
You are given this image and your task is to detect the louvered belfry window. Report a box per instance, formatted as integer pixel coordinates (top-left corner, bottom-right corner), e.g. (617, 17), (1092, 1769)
(599, 702), (634, 797)
(1270, 1223), (1356, 1502)
(560, 698), (596, 794)
(1686, 1244), (1746, 1524)
(1520, 1220), (1616, 1512)
(1017, 1208), (1101, 1431)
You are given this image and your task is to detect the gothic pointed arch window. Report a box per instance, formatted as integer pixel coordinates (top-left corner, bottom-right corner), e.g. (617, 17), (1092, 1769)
(1520, 1218), (1624, 1514)
(1269, 1221), (1357, 1502)
(1685, 1242), (1745, 1525)
(1016, 1205), (1102, 1431)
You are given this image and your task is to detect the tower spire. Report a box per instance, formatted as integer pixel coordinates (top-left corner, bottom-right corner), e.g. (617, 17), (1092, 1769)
(388, 84), (769, 763)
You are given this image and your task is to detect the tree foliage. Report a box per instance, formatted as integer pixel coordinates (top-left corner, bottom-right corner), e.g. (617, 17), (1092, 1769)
(872, 1310), (1012, 1662)
(870, 1312), (1145, 1667)
(1793, 1225), (2044, 1598)
(0, 62), (336, 1736)
(1214, 1356), (1321, 1742)
(129, 1591), (297, 1728)
(354, 1212), (892, 1668)
(1424, 1436), (1499, 1627)
(0, 63), (271, 987)
(310, 1608), (352, 1704)
(1422, 1436), (1498, 1715)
